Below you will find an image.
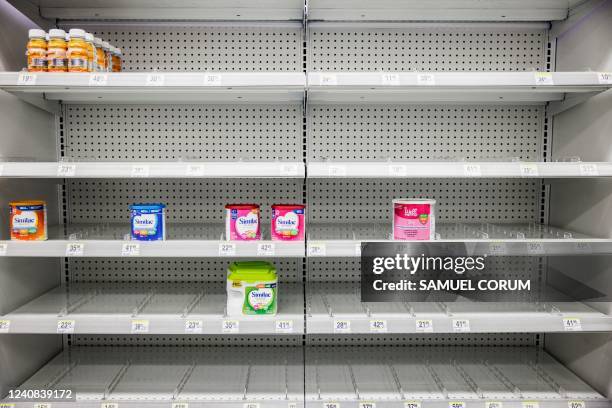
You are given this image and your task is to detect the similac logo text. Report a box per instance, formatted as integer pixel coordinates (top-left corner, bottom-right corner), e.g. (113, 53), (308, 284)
(12, 212), (37, 228)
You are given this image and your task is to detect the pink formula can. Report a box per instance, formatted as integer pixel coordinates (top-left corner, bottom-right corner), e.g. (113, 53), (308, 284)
(271, 204), (305, 241)
(225, 204), (261, 241)
(393, 199), (436, 241)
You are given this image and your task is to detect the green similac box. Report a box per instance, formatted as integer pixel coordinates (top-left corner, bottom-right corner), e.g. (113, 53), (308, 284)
(226, 261), (278, 316)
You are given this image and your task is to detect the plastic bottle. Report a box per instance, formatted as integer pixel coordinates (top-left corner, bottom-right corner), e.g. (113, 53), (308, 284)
(94, 37), (105, 72)
(112, 47), (122, 72)
(46, 29), (68, 72)
(102, 41), (111, 72)
(26, 28), (47, 72)
(85, 32), (95, 72)
(67, 29), (89, 72)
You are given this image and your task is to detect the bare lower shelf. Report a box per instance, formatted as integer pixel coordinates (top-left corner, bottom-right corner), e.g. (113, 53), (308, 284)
(307, 283), (612, 334)
(2, 282), (303, 335)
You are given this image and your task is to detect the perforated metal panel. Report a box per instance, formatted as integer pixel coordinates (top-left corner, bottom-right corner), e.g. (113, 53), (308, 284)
(307, 334), (538, 346)
(65, 105), (302, 162)
(70, 335), (303, 346)
(308, 105), (543, 161)
(309, 23), (548, 72)
(60, 23), (303, 72)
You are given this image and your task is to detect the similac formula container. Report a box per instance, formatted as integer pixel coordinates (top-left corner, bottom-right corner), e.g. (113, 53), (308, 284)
(67, 29), (88, 72)
(130, 203), (166, 241)
(271, 204), (305, 241)
(26, 29), (47, 72)
(392, 199), (436, 241)
(10, 200), (47, 241)
(225, 204), (261, 241)
(47, 29), (67, 72)
(226, 261), (277, 316)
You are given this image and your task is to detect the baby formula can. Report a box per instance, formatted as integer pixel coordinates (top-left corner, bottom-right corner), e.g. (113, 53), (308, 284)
(271, 204), (305, 241)
(10, 200), (47, 241)
(392, 199), (436, 241)
(130, 203), (166, 241)
(227, 261), (277, 316)
(225, 204), (261, 241)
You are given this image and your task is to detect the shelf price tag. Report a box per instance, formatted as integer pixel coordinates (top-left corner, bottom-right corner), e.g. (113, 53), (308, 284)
(219, 243), (236, 256)
(185, 320), (203, 334)
(0, 319), (10, 333)
(131, 164), (150, 177)
(520, 163), (539, 177)
(489, 242), (508, 255)
(101, 403), (119, 408)
(0, 243), (7, 256)
(574, 242), (592, 254)
(131, 319), (149, 334)
(568, 401), (585, 408)
(404, 402), (421, 408)
(534, 72), (553, 85)
(416, 319), (433, 332)
(244, 404), (260, 408)
(416, 73), (436, 86)
(34, 404), (51, 408)
(145, 73), (165, 86)
(333, 320), (351, 333)
(369, 319), (387, 333)
(319, 73), (338, 86)
(563, 317), (582, 331)
(222, 320), (239, 333)
(17, 72), (36, 85)
(522, 402), (539, 408)
(449, 402), (465, 408)
(359, 403), (376, 408)
(172, 403), (189, 408)
(487, 402), (503, 408)
(185, 164), (205, 176)
(324, 403), (340, 408)
(57, 319), (75, 333)
(257, 243), (275, 256)
(121, 243), (140, 256)
(65, 243), (84, 257)
(204, 73), (222, 86)
(598, 72), (612, 84)
(275, 320), (294, 333)
(388, 164), (407, 177)
(280, 163), (299, 176)
(328, 164), (347, 177)
(308, 242), (326, 257)
(57, 163), (76, 177)
(579, 163), (599, 176)
(526, 242), (545, 255)
(463, 163), (482, 177)
(355, 243), (362, 256)
(452, 319), (470, 332)
(89, 73), (108, 86)
(381, 72), (400, 86)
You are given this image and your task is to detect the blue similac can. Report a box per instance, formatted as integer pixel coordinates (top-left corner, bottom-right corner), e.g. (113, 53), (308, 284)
(130, 203), (166, 241)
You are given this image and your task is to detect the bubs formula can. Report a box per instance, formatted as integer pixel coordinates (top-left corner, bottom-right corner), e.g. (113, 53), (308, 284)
(392, 199), (435, 241)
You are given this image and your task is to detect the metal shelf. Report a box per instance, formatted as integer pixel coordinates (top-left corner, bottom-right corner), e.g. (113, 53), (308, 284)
(308, 161), (611, 179)
(306, 223), (612, 257)
(307, 282), (612, 334)
(0, 223), (305, 257)
(307, 72), (612, 104)
(0, 161), (305, 179)
(305, 346), (608, 407)
(3, 346), (304, 408)
(2, 282), (303, 335)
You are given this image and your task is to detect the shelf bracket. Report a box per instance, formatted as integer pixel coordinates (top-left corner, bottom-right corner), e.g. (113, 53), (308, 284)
(182, 290), (205, 318)
(243, 361), (252, 400)
(132, 289), (156, 317)
(44, 361), (77, 389)
(452, 359), (483, 399)
(549, 91), (601, 116)
(483, 360), (523, 398)
(59, 289), (98, 317)
(347, 361), (360, 400)
(173, 361), (196, 400)
(104, 360), (131, 400)
(425, 360), (449, 399)
(387, 360), (406, 400)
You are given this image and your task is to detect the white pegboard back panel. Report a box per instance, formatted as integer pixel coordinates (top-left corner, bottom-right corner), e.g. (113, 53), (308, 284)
(308, 105), (543, 161)
(67, 179), (302, 223)
(309, 22), (548, 72)
(70, 335), (304, 346)
(65, 104), (303, 162)
(307, 180), (541, 223)
(59, 22), (303, 72)
(306, 334), (538, 346)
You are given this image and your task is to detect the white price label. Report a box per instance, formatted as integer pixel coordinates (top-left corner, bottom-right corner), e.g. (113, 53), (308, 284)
(131, 165), (150, 177)
(449, 402), (465, 408)
(101, 403), (119, 408)
(219, 243), (236, 256)
(57, 163), (76, 177)
(598, 72), (612, 84)
(522, 402), (539, 408)
(404, 402), (421, 408)
(34, 404), (51, 408)
(563, 317), (582, 331)
(388, 164), (407, 177)
(319, 74), (338, 86)
(89, 73), (108, 86)
(520, 163), (539, 177)
(417, 73), (436, 86)
(355, 243), (362, 256)
(288, 403), (297, 408)
(308, 242), (326, 257)
(185, 164), (205, 176)
(57, 319), (75, 333)
(275, 320), (294, 333)
(463, 164), (482, 177)
(487, 402), (503, 408)
(568, 401), (585, 408)
(280, 163), (299, 176)
(579, 163), (599, 176)
(452, 319), (470, 332)
(121, 243), (140, 256)
(204, 73), (222, 86)
(0, 243), (7, 256)
(534, 72), (554, 85)
(145, 73), (165, 86)
(416, 319), (433, 332)
(489, 242), (508, 255)
(0, 320), (10, 333)
(360, 403), (376, 408)
(574, 242), (592, 253)
(185, 320), (203, 334)
(257, 243), (275, 256)
(324, 403), (340, 408)
(17, 72), (36, 85)
(222, 320), (239, 333)
(172, 403), (189, 408)
(244, 404), (260, 408)
(131, 319), (149, 333)
(527, 242), (545, 255)
(333, 320), (351, 333)
(65, 243), (84, 257)
(369, 319), (387, 333)
(381, 72), (400, 86)
(328, 165), (347, 177)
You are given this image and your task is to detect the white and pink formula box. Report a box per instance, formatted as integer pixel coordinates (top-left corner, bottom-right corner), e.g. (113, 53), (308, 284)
(271, 204), (305, 241)
(225, 204), (261, 241)
(392, 199), (436, 241)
